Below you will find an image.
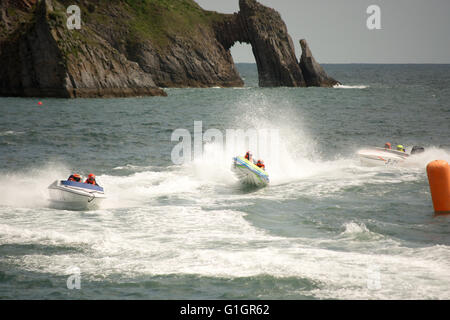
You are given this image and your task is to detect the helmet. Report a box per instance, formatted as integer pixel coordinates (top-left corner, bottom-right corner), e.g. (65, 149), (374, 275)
(397, 145), (405, 151)
(385, 142), (391, 148)
(88, 173), (96, 179)
(73, 174), (81, 178)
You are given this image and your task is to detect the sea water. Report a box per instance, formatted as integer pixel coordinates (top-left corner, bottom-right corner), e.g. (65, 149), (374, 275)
(0, 64), (449, 299)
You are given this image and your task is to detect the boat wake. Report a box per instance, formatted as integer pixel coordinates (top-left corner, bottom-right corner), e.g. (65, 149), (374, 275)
(0, 163), (69, 209)
(0, 144), (448, 211)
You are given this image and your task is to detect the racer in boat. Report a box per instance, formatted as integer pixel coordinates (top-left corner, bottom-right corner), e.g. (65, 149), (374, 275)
(68, 174), (82, 182)
(256, 160), (265, 171)
(84, 173), (99, 186)
(245, 151), (257, 164)
(396, 145), (406, 152)
(384, 142), (392, 149)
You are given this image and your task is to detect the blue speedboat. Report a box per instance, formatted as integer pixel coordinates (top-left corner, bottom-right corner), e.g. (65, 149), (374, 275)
(48, 180), (106, 210)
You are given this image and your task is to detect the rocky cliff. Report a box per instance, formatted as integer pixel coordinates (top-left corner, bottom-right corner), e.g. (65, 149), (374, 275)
(0, 0), (339, 98)
(0, 0), (167, 97)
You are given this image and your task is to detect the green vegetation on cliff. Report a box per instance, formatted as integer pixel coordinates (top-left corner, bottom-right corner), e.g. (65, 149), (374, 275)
(53, 0), (224, 49)
(124, 0), (223, 47)
(1, 0), (225, 59)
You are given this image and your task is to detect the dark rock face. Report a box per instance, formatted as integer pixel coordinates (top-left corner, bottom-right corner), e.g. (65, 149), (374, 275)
(0, 0), (69, 97)
(0, 0), (166, 98)
(129, 26), (244, 88)
(215, 0), (305, 87)
(0, 0), (339, 98)
(299, 39), (340, 87)
(64, 1), (244, 89)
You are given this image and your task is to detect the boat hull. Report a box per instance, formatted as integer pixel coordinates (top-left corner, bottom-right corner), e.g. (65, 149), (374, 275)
(357, 148), (409, 167)
(48, 180), (106, 210)
(232, 157), (269, 187)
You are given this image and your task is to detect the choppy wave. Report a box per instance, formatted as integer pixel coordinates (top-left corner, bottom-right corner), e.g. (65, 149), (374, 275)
(0, 130), (25, 136)
(0, 151), (448, 299)
(1, 205), (448, 299)
(1, 73), (450, 299)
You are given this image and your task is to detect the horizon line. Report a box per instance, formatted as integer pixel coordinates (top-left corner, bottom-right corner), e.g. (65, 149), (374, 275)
(234, 62), (450, 65)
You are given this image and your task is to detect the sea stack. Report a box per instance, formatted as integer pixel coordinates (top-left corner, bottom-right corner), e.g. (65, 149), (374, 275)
(299, 39), (340, 87)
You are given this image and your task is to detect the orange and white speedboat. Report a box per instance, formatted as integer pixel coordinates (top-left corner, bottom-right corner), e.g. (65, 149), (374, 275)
(357, 146), (424, 166)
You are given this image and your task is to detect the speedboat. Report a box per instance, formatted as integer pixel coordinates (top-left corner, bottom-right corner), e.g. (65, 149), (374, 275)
(232, 156), (269, 187)
(357, 146), (424, 166)
(48, 180), (106, 210)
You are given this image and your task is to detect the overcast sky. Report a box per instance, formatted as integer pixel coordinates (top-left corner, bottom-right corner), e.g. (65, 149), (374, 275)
(196, 0), (450, 63)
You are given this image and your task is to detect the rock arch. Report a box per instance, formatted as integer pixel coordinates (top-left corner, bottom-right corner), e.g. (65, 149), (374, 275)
(215, 0), (338, 88)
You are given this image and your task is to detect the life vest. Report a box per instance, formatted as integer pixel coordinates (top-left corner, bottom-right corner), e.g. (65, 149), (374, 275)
(85, 178), (96, 185)
(68, 175), (81, 182)
(245, 152), (251, 160)
(256, 161), (265, 170)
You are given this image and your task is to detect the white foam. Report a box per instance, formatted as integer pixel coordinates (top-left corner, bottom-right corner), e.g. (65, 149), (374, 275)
(341, 222), (371, 235)
(0, 163), (69, 208)
(403, 146), (450, 168)
(333, 84), (368, 89)
(1, 98), (449, 299)
(0, 130), (25, 136)
(112, 164), (156, 172)
(2, 206), (448, 299)
(181, 93), (341, 187)
(99, 169), (205, 209)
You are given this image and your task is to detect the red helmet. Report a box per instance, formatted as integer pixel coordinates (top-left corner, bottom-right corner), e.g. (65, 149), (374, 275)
(88, 174), (96, 179)
(73, 174), (81, 178)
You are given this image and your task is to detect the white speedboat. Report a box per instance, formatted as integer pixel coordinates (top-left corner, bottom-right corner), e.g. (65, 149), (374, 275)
(48, 180), (106, 210)
(357, 146), (425, 166)
(357, 147), (409, 166)
(232, 156), (269, 187)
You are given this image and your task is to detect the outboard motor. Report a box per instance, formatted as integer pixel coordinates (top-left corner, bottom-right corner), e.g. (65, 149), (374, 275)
(411, 146), (425, 155)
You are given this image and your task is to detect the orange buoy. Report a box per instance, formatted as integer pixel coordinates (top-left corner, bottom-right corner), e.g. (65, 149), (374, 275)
(426, 160), (450, 214)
